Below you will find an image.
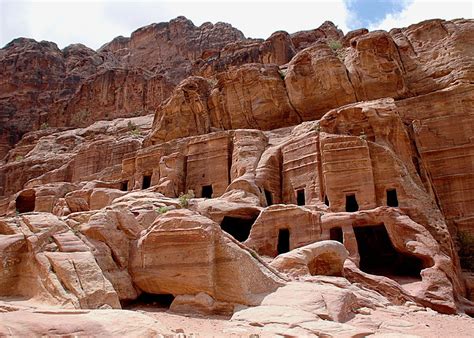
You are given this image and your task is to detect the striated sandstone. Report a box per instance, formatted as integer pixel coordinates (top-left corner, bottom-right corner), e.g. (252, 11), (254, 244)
(285, 43), (357, 120)
(344, 31), (407, 100)
(1, 15), (474, 337)
(130, 209), (285, 305)
(270, 240), (349, 277)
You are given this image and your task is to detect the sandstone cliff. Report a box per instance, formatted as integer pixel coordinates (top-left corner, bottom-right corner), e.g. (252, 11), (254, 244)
(1, 16), (474, 336)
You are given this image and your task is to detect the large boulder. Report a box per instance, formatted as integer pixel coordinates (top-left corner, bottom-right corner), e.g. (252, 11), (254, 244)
(130, 209), (285, 305)
(270, 240), (348, 277)
(285, 43), (357, 120)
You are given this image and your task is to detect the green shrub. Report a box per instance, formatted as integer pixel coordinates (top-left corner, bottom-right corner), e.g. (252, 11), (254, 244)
(328, 40), (342, 51)
(72, 110), (91, 126)
(278, 69), (286, 80)
(156, 206), (170, 214)
(127, 121), (141, 137)
(178, 190), (195, 208)
(40, 122), (49, 130)
(15, 155), (24, 161)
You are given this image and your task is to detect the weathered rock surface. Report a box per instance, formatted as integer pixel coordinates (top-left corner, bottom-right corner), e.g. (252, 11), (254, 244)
(130, 209), (285, 305)
(1, 15), (474, 338)
(147, 63), (301, 144)
(270, 240), (348, 277)
(0, 307), (170, 336)
(0, 16), (245, 158)
(285, 42), (357, 120)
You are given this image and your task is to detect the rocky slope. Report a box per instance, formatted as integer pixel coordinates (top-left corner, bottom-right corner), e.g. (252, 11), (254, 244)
(1, 16), (474, 336)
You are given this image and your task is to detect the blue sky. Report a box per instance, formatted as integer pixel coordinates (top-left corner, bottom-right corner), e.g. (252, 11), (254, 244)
(0, 0), (472, 49)
(347, 0), (408, 29)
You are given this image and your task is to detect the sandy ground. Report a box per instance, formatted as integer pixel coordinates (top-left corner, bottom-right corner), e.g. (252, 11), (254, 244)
(129, 303), (474, 337)
(2, 298), (474, 337)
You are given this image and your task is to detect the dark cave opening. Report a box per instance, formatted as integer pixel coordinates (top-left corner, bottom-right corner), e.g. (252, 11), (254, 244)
(120, 180), (128, 191)
(16, 190), (36, 213)
(264, 189), (273, 206)
(124, 293), (175, 309)
(386, 188), (399, 207)
(330, 226), (343, 243)
(296, 189), (305, 206)
(142, 175), (152, 189)
(354, 224), (423, 279)
(220, 215), (257, 242)
(345, 194), (359, 212)
(324, 195), (330, 206)
(277, 228), (290, 255)
(201, 184), (213, 198)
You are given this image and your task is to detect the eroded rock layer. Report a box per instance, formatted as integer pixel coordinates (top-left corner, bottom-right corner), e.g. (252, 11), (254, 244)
(1, 16), (474, 336)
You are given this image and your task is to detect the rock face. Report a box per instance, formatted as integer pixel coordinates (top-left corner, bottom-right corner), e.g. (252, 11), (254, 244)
(1, 15), (474, 337)
(130, 209), (284, 306)
(0, 16), (245, 158)
(285, 43), (357, 120)
(270, 240), (349, 277)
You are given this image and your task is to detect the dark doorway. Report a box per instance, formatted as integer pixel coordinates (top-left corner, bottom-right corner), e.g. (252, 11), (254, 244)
(330, 227), (343, 243)
(324, 195), (330, 206)
(354, 225), (423, 278)
(202, 185), (213, 198)
(386, 189), (399, 207)
(220, 216), (257, 242)
(296, 189), (305, 206)
(123, 293), (175, 309)
(120, 181), (128, 191)
(142, 175), (152, 189)
(345, 194), (359, 212)
(16, 191), (36, 213)
(277, 228), (290, 254)
(264, 189), (273, 206)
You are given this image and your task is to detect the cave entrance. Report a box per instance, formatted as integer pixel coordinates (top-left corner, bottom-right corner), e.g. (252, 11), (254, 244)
(220, 215), (257, 242)
(201, 185), (213, 198)
(296, 189), (305, 206)
(120, 181), (128, 191)
(386, 189), (399, 207)
(124, 293), (175, 309)
(264, 189), (273, 206)
(324, 195), (330, 206)
(16, 190), (36, 213)
(345, 194), (359, 212)
(277, 228), (290, 255)
(354, 224), (423, 280)
(330, 227), (343, 243)
(142, 175), (152, 189)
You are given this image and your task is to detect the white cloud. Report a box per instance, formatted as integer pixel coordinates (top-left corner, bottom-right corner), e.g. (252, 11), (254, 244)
(1, 0), (351, 50)
(369, 0), (473, 31)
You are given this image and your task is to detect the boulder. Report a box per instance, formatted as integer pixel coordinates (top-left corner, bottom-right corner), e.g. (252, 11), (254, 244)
(270, 240), (348, 277)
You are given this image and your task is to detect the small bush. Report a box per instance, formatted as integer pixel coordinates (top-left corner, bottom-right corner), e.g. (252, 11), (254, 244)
(15, 155), (24, 161)
(156, 206), (169, 214)
(72, 110), (91, 126)
(178, 190), (195, 208)
(278, 69), (286, 80)
(127, 121), (141, 137)
(40, 122), (49, 130)
(328, 40), (342, 51)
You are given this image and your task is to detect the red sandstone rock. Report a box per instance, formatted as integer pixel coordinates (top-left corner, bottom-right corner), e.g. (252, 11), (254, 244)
(270, 240), (349, 277)
(130, 209), (285, 305)
(344, 31), (407, 100)
(1, 15), (474, 337)
(285, 42), (357, 120)
(290, 21), (344, 51)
